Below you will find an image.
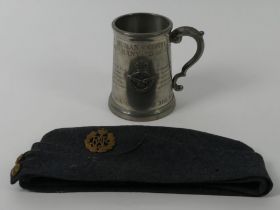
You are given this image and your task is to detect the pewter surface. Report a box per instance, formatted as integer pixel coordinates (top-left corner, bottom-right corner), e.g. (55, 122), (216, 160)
(110, 34), (175, 121)
(108, 13), (204, 121)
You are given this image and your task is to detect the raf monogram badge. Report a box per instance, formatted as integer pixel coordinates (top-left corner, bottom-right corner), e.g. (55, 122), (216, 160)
(85, 128), (116, 153)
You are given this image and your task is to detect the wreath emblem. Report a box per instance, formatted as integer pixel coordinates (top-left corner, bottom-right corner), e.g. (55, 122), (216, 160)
(84, 128), (115, 153)
(127, 58), (156, 93)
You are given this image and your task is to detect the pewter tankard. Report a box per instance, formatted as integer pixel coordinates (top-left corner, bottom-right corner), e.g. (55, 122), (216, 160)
(109, 13), (204, 121)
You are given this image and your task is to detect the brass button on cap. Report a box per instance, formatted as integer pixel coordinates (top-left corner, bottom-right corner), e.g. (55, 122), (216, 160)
(11, 154), (24, 177)
(11, 163), (21, 177)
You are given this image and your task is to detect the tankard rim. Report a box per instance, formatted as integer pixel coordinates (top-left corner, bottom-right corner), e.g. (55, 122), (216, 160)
(112, 12), (173, 37)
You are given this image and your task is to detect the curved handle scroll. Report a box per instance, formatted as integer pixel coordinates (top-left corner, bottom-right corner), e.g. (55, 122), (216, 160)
(170, 26), (204, 91)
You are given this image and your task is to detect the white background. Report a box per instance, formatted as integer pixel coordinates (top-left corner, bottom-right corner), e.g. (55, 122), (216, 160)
(0, 0), (279, 209)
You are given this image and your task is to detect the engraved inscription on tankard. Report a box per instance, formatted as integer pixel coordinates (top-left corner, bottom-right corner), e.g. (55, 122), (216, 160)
(108, 13), (204, 121)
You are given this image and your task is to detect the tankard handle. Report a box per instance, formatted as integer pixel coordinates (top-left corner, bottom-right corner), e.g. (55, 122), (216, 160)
(170, 26), (205, 91)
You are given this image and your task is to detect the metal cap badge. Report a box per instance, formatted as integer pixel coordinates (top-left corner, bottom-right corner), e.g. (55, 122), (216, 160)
(85, 128), (116, 153)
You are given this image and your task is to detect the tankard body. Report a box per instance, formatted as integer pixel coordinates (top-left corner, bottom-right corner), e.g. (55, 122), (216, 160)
(109, 13), (204, 121)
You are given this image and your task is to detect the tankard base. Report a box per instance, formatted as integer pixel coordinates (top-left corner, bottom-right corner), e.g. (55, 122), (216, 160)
(108, 94), (176, 121)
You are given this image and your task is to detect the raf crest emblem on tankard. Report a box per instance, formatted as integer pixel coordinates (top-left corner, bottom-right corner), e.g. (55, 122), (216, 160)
(127, 57), (156, 93)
